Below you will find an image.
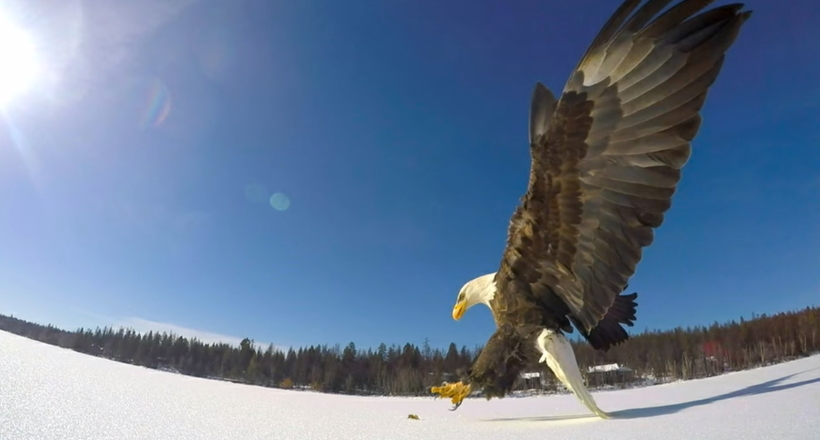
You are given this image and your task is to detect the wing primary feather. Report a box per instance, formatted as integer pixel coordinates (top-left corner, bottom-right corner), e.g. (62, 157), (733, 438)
(604, 131), (688, 155)
(580, 175), (674, 200)
(616, 144), (692, 170)
(588, 0), (677, 84)
(660, 4), (745, 48)
(619, 59), (724, 129)
(612, 90), (707, 138)
(639, 0), (717, 39)
(622, 0), (677, 32)
(573, 0), (645, 79)
(613, 45), (677, 92)
(530, 83), (556, 145)
(592, 164), (681, 189)
(619, 39), (723, 106)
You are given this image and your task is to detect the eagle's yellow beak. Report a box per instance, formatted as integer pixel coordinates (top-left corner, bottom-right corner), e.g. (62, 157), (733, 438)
(452, 300), (466, 321)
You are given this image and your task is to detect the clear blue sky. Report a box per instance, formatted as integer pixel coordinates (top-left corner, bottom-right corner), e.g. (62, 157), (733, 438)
(1, 0), (818, 352)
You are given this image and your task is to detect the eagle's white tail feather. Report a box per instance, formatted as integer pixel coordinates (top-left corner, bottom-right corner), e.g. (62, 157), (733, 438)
(537, 329), (610, 419)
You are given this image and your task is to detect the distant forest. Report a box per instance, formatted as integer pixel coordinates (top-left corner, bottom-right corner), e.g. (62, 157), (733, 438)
(2, 306), (819, 397)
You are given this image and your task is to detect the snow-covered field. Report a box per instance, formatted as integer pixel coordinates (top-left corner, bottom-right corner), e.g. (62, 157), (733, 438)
(1, 330), (818, 440)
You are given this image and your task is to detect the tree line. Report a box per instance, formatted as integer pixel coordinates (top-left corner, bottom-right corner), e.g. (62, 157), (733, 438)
(1, 305), (818, 396)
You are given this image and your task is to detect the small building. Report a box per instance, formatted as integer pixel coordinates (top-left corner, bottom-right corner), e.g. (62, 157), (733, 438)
(586, 363), (635, 387)
(519, 371), (544, 388)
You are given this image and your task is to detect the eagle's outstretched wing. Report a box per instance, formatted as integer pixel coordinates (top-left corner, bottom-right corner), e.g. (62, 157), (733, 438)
(497, 0), (751, 333)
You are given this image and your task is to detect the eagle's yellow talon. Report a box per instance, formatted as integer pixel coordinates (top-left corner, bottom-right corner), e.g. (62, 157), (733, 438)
(430, 381), (472, 410)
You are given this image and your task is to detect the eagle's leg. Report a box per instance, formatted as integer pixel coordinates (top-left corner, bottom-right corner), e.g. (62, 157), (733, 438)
(536, 329), (610, 419)
(430, 381), (472, 410)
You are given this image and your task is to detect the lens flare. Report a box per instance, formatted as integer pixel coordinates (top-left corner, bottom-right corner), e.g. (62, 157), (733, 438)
(139, 78), (172, 129)
(269, 192), (290, 211)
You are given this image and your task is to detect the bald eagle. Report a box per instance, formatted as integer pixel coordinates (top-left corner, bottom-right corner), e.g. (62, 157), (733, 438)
(430, 0), (751, 418)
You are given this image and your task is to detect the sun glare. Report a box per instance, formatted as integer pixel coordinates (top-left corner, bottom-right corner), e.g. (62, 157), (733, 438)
(0, 17), (39, 106)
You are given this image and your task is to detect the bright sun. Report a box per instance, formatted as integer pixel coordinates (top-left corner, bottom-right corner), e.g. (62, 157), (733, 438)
(0, 17), (39, 106)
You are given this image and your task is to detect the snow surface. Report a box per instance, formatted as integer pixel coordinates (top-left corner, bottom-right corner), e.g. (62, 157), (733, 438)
(1, 330), (819, 440)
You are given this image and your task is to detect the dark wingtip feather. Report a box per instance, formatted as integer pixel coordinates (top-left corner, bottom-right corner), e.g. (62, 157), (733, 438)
(576, 291), (640, 351)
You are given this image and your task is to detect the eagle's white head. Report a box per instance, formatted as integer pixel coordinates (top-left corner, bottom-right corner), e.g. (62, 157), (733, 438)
(452, 272), (497, 321)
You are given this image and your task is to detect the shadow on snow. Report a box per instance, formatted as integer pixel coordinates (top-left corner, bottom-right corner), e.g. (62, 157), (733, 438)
(483, 367), (820, 423)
